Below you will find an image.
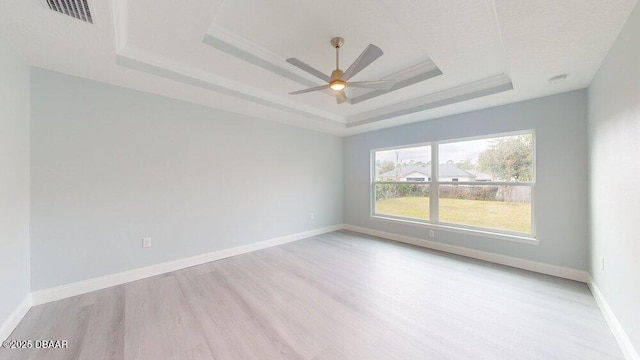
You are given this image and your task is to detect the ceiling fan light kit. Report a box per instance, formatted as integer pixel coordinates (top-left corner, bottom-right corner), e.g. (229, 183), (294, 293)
(329, 79), (346, 91)
(287, 37), (394, 104)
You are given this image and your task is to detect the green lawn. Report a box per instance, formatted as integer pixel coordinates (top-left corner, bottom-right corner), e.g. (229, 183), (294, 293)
(376, 197), (531, 233)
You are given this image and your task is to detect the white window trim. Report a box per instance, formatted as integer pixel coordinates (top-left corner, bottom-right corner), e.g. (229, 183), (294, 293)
(370, 215), (539, 245)
(371, 130), (536, 244)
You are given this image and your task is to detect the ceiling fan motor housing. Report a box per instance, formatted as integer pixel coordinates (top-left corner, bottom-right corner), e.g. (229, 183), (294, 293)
(330, 68), (346, 91)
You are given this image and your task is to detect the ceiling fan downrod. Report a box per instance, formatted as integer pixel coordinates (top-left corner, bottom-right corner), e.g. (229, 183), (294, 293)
(331, 37), (344, 70)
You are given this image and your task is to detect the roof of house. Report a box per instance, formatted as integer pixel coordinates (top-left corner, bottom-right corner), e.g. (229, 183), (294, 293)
(378, 164), (476, 179)
(465, 169), (494, 181)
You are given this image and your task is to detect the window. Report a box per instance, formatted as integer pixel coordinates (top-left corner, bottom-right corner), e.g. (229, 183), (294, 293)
(374, 145), (431, 221)
(372, 131), (535, 238)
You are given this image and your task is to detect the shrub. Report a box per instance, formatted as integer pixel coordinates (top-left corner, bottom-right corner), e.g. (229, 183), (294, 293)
(439, 185), (498, 201)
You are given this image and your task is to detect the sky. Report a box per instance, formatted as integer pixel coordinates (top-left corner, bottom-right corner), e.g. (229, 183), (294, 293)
(375, 138), (492, 165)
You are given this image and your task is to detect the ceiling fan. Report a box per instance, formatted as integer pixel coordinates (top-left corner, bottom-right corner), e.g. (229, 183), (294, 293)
(286, 37), (394, 104)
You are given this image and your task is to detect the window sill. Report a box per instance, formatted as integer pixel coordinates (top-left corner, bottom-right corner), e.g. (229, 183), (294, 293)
(370, 215), (539, 246)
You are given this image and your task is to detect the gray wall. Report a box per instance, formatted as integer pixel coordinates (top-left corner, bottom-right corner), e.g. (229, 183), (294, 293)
(344, 90), (589, 270)
(588, 2), (640, 352)
(30, 68), (343, 291)
(0, 44), (30, 325)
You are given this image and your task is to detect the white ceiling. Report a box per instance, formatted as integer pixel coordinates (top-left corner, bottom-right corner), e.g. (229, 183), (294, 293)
(0, 0), (637, 136)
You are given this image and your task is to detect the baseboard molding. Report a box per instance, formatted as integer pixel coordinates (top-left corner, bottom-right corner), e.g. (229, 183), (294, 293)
(587, 276), (640, 360)
(11, 224), (638, 360)
(343, 224), (588, 283)
(31, 225), (343, 306)
(0, 295), (32, 342)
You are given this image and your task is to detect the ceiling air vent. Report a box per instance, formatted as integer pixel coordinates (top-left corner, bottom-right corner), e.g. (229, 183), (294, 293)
(41, 0), (93, 23)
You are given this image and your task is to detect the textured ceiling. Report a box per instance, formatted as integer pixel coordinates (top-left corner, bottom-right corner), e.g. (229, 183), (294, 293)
(0, 0), (637, 135)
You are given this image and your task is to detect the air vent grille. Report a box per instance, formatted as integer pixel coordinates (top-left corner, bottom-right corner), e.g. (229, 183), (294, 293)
(43, 0), (93, 23)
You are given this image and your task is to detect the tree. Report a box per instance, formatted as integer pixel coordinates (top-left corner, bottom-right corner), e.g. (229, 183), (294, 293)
(444, 158), (475, 170)
(455, 158), (475, 171)
(406, 160), (427, 166)
(376, 160), (396, 176)
(478, 135), (533, 181)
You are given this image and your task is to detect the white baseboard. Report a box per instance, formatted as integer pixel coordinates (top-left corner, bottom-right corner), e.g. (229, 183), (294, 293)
(343, 224), (588, 283)
(0, 295), (32, 342)
(10, 224), (638, 360)
(587, 276), (640, 360)
(31, 225), (343, 306)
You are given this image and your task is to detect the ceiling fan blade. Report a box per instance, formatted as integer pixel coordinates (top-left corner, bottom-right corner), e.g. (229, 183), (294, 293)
(342, 44), (384, 81)
(286, 58), (331, 83)
(336, 90), (349, 104)
(347, 80), (395, 90)
(289, 84), (329, 95)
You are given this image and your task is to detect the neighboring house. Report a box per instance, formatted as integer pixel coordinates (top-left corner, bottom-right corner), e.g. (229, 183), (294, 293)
(465, 169), (494, 181)
(378, 164), (478, 182)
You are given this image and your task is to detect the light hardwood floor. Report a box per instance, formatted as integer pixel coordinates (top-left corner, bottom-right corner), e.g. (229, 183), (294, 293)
(0, 231), (623, 360)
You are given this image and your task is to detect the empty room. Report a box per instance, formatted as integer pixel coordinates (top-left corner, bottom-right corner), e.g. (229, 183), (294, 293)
(1, 0), (639, 359)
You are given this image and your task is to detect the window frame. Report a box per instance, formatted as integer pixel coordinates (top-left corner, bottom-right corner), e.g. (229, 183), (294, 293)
(370, 130), (537, 244)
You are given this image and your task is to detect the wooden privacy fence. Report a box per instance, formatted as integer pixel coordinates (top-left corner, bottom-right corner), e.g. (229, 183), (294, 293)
(495, 185), (531, 203)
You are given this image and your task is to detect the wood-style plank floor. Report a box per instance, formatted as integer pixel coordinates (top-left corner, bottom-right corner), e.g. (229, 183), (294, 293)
(0, 231), (623, 360)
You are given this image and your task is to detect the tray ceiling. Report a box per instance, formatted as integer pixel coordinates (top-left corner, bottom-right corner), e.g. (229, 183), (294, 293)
(0, 0), (637, 135)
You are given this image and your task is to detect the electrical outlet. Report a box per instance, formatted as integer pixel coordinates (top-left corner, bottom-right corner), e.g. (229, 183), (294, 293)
(142, 237), (152, 248)
(309, 211), (315, 220)
(429, 230), (435, 237)
(601, 256), (605, 271)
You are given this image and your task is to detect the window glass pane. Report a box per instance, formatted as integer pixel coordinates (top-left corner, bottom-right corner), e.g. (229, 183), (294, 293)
(375, 184), (430, 221)
(438, 134), (533, 182)
(438, 184), (532, 233)
(375, 146), (431, 181)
